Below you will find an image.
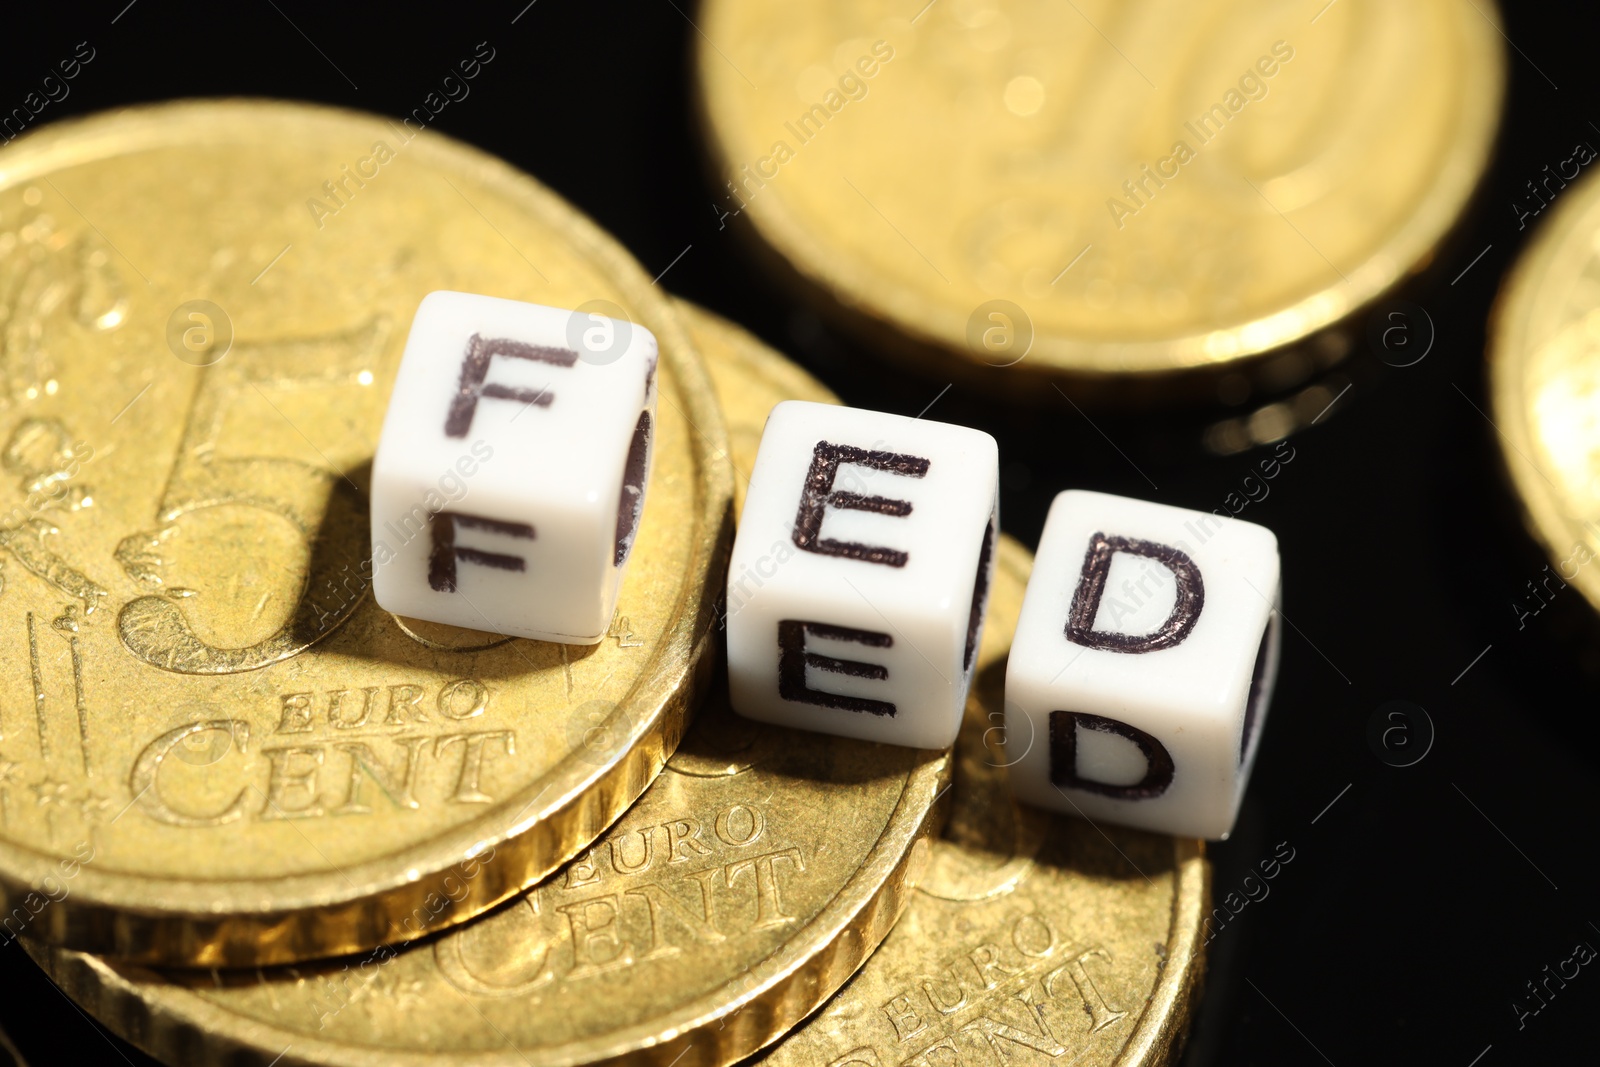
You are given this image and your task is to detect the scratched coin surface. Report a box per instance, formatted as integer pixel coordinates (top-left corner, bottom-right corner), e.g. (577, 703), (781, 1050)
(755, 550), (1208, 1067)
(1491, 164), (1600, 619)
(697, 0), (1502, 390)
(26, 302), (955, 1067)
(0, 101), (730, 965)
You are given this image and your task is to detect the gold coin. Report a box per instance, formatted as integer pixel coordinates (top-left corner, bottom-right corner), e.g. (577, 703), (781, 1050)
(691, 304), (836, 517)
(697, 0), (1503, 391)
(0, 101), (731, 966)
(24, 301), (955, 1067)
(0, 1024), (25, 1067)
(747, 544), (1207, 1066)
(1490, 161), (1600, 616)
(755, 708), (1207, 1067)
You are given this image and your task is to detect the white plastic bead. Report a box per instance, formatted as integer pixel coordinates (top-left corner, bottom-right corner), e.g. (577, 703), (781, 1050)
(1004, 490), (1281, 839)
(371, 290), (656, 643)
(726, 401), (998, 749)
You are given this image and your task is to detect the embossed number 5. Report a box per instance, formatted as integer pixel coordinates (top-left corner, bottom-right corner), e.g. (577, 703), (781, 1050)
(117, 317), (390, 674)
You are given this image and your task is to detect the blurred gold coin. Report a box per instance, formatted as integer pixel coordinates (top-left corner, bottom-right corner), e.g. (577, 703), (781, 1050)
(1491, 163), (1600, 616)
(0, 1024), (25, 1067)
(0, 101), (731, 965)
(25, 301), (955, 1067)
(697, 0), (1503, 393)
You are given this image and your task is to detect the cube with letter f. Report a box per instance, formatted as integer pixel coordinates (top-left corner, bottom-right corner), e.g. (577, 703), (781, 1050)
(371, 291), (657, 643)
(726, 401), (999, 748)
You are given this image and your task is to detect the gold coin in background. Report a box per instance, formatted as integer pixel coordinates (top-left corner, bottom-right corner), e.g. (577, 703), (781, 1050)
(0, 1024), (25, 1067)
(0, 101), (731, 966)
(25, 301), (953, 1067)
(697, 0), (1503, 393)
(1491, 163), (1600, 617)
(754, 535), (1207, 1067)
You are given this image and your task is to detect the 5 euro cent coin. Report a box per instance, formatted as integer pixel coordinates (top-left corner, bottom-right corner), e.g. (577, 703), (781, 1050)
(0, 101), (731, 966)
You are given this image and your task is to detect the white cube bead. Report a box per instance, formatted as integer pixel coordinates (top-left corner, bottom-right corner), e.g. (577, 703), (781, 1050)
(371, 290), (657, 643)
(726, 400), (998, 749)
(1004, 490), (1281, 839)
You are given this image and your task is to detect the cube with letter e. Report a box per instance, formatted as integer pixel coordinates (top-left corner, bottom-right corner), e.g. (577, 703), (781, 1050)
(1004, 490), (1281, 840)
(371, 290), (656, 643)
(726, 401), (998, 748)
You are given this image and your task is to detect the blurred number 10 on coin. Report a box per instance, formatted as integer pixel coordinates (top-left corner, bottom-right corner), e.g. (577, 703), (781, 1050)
(697, 0), (1503, 397)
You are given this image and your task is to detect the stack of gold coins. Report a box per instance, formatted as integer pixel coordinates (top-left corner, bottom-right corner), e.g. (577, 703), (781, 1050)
(695, 0), (1504, 425)
(0, 101), (1205, 1067)
(0, 101), (730, 972)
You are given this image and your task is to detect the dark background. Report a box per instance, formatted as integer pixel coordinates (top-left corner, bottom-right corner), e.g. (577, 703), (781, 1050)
(0, 2), (1594, 1064)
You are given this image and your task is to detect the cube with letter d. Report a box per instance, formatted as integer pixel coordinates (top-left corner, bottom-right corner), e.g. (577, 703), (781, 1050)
(371, 291), (656, 643)
(1004, 490), (1282, 840)
(726, 401), (998, 748)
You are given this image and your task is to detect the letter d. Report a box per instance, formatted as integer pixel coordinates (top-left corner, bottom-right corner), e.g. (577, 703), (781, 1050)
(1048, 711), (1174, 799)
(1066, 533), (1203, 653)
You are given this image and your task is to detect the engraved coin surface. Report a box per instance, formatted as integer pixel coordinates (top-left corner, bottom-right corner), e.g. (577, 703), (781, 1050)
(1492, 163), (1600, 621)
(0, 101), (731, 966)
(697, 0), (1502, 388)
(26, 301), (957, 1067)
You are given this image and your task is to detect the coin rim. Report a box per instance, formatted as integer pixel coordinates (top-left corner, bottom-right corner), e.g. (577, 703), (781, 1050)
(1489, 164), (1600, 616)
(0, 99), (733, 966)
(28, 742), (949, 1067)
(694, 1), (1506, 377)
(687, 303), (840, 410)
(27, 539), (1205, 1067)
(1117, 837), (1208, 1066)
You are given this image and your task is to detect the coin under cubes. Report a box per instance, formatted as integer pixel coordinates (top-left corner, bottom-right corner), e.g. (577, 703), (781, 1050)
(727, 400), (998, 748)
(1004, 490), (1281, 839)
(372, 290), (657, 643)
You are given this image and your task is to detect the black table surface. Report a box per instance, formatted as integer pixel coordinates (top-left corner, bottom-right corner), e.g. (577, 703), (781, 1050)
(0, 2), (1594, 1064)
